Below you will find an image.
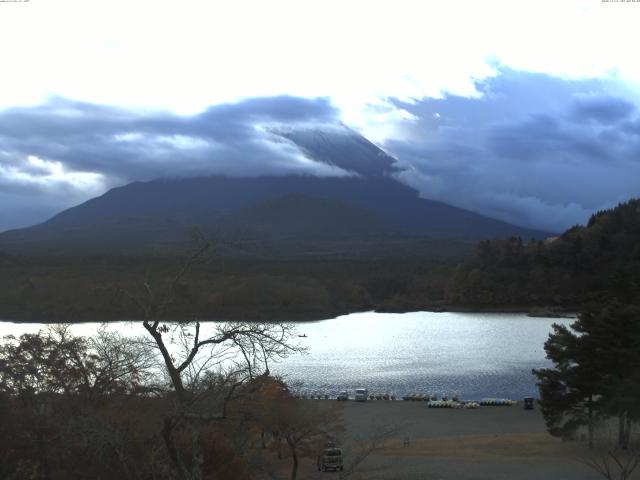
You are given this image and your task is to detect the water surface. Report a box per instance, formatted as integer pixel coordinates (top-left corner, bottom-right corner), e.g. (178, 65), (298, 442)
(273, 311), (573, 399)
(0, 311), (573, 400)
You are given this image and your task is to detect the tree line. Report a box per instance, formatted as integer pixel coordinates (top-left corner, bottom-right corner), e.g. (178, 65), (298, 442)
(446, 199), (640, 310)
(0, 255), (455, 322)
(1, 200), (639, 322)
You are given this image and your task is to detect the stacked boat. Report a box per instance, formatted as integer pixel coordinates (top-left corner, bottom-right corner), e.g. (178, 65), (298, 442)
(480, 398), (516, 406)
(426, 400), (480, 409)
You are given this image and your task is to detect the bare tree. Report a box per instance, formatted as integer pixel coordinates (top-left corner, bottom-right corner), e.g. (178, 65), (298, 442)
(267, 393), (343, 480)
(337, 422), (407, 480)
(581, 424), (640, 480)
(124, 241), (305, 480)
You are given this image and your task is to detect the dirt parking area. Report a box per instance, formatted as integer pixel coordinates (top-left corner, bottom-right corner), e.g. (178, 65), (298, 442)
(293, 400), (625, 480)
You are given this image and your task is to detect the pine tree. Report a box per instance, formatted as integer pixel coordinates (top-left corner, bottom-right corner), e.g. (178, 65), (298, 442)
(534, 301), (640, 448)
(534, 321), (602, 447)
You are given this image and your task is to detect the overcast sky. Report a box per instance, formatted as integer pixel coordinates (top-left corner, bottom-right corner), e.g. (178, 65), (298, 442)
(1, 0), (639, 232)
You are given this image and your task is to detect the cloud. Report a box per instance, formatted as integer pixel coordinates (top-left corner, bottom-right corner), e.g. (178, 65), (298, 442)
(0, 148), (108, 230)
(0, 95), (343, 178)
(1, 73), (639, 235)
(385, 68), (640, 233)
(0, 95), (347, 231)
(570, 96), (636, 124)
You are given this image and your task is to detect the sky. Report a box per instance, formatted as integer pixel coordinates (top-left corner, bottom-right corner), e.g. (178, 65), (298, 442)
(1, 0), (639, 233)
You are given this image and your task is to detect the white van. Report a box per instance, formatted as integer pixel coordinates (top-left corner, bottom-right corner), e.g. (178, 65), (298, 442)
(354, 388), (368, 402)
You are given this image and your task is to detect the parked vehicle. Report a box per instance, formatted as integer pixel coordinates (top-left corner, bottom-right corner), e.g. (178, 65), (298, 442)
(355, 388), (368, 402)
(317, 447), (344, 472)
(337, 390), (348, 401)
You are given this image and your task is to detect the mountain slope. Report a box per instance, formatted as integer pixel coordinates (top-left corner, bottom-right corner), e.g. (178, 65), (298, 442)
(216, 193), (388, 240)
(0, 127), (552, 255)
(274, 125), (398, 177)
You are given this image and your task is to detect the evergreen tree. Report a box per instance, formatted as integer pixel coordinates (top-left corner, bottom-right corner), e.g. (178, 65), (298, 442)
(580, 303), (640, 448)
(534, 320), (602, 447)
(534, 302), (640, 448)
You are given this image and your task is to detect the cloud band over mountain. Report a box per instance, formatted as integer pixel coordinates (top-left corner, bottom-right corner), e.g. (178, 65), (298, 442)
(0, 96), (349, 230)
(0, 68), (639, 233)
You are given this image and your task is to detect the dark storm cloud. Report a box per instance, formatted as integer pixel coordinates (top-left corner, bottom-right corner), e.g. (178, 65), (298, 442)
(0, 95), (345, 230)
(488, 114), (613, 163)
(386, 68), (640, 232)
(570, 96), (636, 124)
(0, 95), (342, 180)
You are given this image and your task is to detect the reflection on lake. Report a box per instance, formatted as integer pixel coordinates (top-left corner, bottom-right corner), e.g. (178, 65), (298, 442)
(274, 311), (573, 400)
(0, 311), (573, 400)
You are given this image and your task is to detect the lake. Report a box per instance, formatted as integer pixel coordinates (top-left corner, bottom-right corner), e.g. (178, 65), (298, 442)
(0, 311), (573, 400)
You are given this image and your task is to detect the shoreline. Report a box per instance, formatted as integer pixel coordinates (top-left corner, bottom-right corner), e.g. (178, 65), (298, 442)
(0, 304), (577, 324)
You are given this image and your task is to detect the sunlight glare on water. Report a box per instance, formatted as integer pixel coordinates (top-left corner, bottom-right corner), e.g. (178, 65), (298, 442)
(272, 311), (573, 400)
(0, 311), (573, 400)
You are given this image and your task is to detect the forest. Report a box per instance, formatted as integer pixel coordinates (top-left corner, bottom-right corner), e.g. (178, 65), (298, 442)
(447, 199), (640, 311)
(1, 200), (638, 322)
(0, 253), (456, 322)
